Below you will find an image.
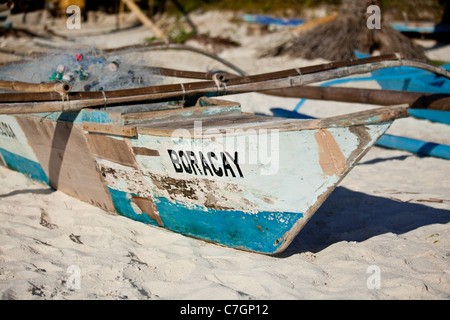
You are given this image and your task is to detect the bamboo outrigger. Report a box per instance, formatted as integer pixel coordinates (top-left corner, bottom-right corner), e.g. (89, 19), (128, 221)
(0, 53), (448, 254)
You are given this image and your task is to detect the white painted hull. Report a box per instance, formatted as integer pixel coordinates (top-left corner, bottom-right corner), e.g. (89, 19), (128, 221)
(0, 99), (408, 254)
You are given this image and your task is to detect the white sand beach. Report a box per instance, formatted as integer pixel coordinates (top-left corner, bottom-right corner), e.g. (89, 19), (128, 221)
(0, 9), (449, 300)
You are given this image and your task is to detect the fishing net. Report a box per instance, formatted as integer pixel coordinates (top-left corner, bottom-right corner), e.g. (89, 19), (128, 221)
(0, 44), (175, 113)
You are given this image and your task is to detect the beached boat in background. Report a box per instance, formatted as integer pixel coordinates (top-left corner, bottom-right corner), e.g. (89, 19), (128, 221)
(354, 51), (450, 125)
(240, 13), (450, 40)
(391, 21), (450, 39)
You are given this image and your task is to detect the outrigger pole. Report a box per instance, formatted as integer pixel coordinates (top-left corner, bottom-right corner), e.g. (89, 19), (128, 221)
(0, 54), (449, 114)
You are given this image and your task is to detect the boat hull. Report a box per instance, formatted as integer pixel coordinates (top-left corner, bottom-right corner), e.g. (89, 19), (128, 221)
(0, 99), (406, 254)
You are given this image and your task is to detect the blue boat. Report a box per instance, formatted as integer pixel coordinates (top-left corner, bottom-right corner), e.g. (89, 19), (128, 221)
(293, 52), (450, 126)
(241, 14), (304, 27)
(354, 51), (450, 93)
(391, 21), (450, 35)
(354, 51), (450, 125)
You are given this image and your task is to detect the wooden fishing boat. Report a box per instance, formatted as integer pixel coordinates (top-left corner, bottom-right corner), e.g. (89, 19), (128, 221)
(0, 97), (407, 254)
(0, 53), (448, 254)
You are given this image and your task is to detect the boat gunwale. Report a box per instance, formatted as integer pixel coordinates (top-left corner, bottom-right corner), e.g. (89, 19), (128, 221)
(127, 104), (409, 138)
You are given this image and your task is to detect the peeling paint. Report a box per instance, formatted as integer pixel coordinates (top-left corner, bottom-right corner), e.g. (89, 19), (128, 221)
(0, 102), (399, 254)
(96, 158), (153, 198)
(131, 195), (163, 226)
(148, 173), (254, 212)
(152, 196), (304, 253)
(314, 129), (347, 176)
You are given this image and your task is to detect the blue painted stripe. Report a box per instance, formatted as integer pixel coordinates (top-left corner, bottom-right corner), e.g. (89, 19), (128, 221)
(107, 187), (304, 254)
(154, 197), (303, 254)
(32, 109), (119, 125)
(0, 148), (49, 185)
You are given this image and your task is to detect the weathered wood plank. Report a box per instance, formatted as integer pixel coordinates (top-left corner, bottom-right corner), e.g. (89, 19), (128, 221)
(132, 147), (160, 157)
(83, 122), (137, 137)
(16, 116), (116, 212)
(86, 133), (139, 169)
(134, 105), (409, 137)
(122, 104), (241, 125)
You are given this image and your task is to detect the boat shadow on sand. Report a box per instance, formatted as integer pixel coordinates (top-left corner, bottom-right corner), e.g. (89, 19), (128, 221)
(0, 188), (54, 198)
(279, 186), (450, 257)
